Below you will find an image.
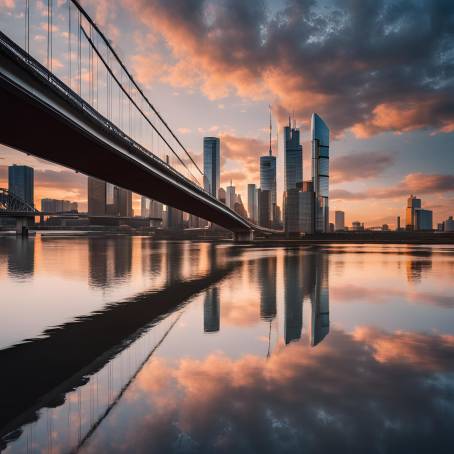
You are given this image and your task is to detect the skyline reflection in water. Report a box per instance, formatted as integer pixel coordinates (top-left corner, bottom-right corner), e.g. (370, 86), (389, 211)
(0, 236), (454, 453)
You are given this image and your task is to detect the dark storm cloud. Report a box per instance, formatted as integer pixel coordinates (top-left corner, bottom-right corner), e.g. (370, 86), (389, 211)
(127, 0), (454, 136)
(331, 150), (394, 183)
(84, 328), (454, 453)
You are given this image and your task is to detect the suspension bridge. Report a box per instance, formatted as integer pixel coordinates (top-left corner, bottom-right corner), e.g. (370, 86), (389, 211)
(0, 0), (277, 241)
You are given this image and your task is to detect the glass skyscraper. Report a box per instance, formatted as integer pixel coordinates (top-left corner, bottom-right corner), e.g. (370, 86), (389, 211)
(311, 113), (330, 233)
(260, 155), (277, 214)
(203, 137), (220, 198)
(8, 165), (34, 207)
(247, 183), (258, 223)
(284, 121), (303, 191)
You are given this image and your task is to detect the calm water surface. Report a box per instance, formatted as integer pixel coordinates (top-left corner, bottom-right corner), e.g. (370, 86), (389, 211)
(1, 235), (454, 453)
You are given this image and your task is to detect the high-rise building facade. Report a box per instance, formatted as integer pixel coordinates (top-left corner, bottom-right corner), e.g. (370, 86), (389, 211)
(258, 189), (271, 228)
(284, 121), (303, 191)
(299, 181), (315, 234)
(88, 177), (106, 215)
(335, 210), (345, 231)
(415, 209), (433, 231)
(226, 182), (236, 210)
(41, 198), (77, 213)
(311, 113), (330, 233)
(203, 137), (220, 198)
(8, 165), (34, 207)
(260, 155), (277, 217)
(247, 184), (258, 223)
(406, 195), (422, 230)
(284, 188), (300, 234)
(88, 177), (133, 217)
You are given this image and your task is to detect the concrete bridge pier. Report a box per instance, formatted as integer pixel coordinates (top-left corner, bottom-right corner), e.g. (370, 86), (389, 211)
(15, 217), (29, 237)
(233, 230), (256, 242)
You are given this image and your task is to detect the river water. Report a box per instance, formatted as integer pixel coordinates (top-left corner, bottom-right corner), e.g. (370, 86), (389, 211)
(0, 234), (453, 453)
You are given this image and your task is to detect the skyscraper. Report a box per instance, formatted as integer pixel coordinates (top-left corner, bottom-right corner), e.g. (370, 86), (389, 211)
(284, 119), (303, 191)
(335, 211), (345, 231)
(406, 195), (422, 230)
(8, 165), (34, 207)
(88, 177), (106, 215)
(260, 108), (277, 219)
(258, 188), (271, 228)
(247, 183), (258, 223)
(415, 209), (433, 231)
(226, 182), (236, 209)
(299, 181), (315, 234)
(283, 119), (303, 234)
(88, 177), (133, 217)
(312, 113), (330, 233)
(203, 137), (220, 198)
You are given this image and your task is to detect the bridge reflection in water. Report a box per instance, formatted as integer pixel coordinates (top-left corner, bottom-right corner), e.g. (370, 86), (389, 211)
(0, 240), (331, 453)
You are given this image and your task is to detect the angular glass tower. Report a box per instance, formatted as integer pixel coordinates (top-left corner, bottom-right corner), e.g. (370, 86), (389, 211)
(203, 137), (220, 198)
(311, 113), (330, 233)
(260, 155), (277, 212)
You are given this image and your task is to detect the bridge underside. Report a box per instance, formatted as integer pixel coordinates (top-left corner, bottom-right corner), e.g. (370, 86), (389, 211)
(0, 43), (253, 233)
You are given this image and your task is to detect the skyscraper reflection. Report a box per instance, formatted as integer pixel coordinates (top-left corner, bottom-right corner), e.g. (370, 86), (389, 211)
(6, 237), (35, 279)
(204, 287), (220, 333)
(283, 249), (330, 347)
(258, 256), (277, 321)
(310, 253), (330, 346)
(88, 237), (133, 288)
(284, 251), (303, 344)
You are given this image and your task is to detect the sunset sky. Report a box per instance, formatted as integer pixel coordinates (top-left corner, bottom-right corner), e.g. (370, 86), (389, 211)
(1, 0), (454, 227)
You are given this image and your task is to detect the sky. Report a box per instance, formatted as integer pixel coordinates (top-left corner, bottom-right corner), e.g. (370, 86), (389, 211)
(1, 0), (454, 227)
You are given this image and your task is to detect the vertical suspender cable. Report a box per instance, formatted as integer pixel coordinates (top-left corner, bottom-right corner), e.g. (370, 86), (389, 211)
(78, 9), (81, 96)
(68, 0), (71, 89)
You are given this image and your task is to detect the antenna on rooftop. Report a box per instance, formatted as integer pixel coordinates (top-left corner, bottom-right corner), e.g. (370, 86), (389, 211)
(269, 104), (272, 156)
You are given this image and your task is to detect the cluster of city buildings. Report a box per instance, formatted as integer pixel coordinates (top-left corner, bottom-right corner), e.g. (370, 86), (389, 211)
(3, 123), (454, 235)
(201, 113), (331, 235)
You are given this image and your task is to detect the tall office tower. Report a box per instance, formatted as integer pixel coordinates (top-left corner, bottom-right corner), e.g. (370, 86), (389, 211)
(117, 188), (133, 217)
(299, 181), (315, 234)
(167, 205), (184, 230)
(141, 196), (151, 217)
(283, 119), (303, 234)
(204, 287), (220, 333)
(284, 188), (300, 234)
(226, 182), (236, 209)
(284, 119), (303, 191)
(88, 177), (106, 215)
(406, 195), (422, 230)
(415, 209), (433, 231)
(312, 113), (330, 233)
(310, 253), (330, 347)
(335, 210), (345, 231)
(260, 108), (277, 219)
(218, 187), (226, 204)
(234, 194), (248, 218)
(247, 184), (258, 222)
(8, 165), (34, 207)
(396, 216), (401, 231)
(203, 137), (220, 198)
(258, 189), (271, 228)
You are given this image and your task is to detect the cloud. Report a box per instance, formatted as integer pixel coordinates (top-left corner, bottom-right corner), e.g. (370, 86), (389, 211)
(85, 327), (454, 453)
(124, 0), (454, 137)
(331, 172), (454, 200)
(331, 151), (394, 184)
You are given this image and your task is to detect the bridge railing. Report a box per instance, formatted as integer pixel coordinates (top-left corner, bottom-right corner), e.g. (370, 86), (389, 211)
(0, 0), (206, 190)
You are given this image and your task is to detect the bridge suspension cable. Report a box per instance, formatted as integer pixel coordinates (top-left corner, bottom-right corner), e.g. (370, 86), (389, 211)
(70, 0), (204, 180)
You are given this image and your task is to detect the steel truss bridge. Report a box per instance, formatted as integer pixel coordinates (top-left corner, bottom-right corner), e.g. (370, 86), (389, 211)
(0, 1), (277, 240)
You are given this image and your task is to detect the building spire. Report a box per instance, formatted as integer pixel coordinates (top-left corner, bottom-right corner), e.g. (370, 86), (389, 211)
(269, 104), (272, 156)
